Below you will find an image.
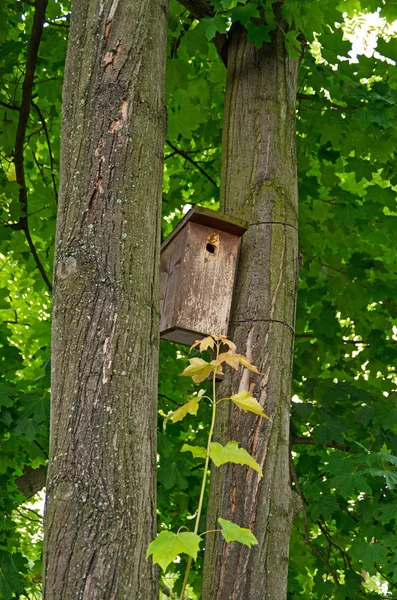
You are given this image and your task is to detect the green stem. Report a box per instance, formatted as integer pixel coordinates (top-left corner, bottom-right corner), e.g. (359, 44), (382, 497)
(179, 344), (219, 600)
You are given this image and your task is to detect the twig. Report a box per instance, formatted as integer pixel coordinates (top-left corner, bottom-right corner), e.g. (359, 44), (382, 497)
(13, 0), (52, 292)
(375, 563), (397, 590)
(297, 93), (360, 111)
(0, 99), (20, 111)
(317, 521), (353, 571)
(289, 454), (340, 585)
(295, 333), (397, 346)
(31, 149), (48, 185)
(291, 436), (349, 452)
(166, 140), (218, 189)
(31, 101), (58, 202)
(302, 252), (366, 289)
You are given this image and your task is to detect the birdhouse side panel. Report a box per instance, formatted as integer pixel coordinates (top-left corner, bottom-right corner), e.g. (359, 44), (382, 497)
(176, 222), (240, 337)
(160, 226), (188, 333)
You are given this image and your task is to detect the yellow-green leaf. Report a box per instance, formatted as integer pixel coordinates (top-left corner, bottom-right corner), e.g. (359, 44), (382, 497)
(237, 354), (260, 374)
(210, 359), (223, 375)
(218, 352), (260, 374)
(171, 397), (200, 423)
(209, 441), (263, 476)
(146, 530), (202, 572)
(218, 518), (258, 548)
(181, 444), (207, 459)
(216, 335), (237, 352)
(218, 351), (240, 369)
(180, 357), (212, 383)
(231, 390), (270, 420)
(190, 336), (215, 352)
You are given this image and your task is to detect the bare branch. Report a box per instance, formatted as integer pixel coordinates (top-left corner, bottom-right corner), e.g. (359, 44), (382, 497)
(31, 101), (58, 203)
(166, 139), (218, 188)
(15, 465), (47, 499)
(0, 99), (20, 111)
(289, 454), (340, 584)
(13, 0), (52, 292)
(291, 436), (349, 453)
(297, 93), (361, 111)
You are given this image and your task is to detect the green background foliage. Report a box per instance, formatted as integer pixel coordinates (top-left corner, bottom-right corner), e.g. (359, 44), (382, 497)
(1, 0), (397, 597)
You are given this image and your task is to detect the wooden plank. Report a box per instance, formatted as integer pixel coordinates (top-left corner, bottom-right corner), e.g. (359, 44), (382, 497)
(160, 225), (187, 332)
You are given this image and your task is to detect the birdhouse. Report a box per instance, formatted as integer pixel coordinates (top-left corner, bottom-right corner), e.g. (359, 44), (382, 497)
(160, 206), (247, 346)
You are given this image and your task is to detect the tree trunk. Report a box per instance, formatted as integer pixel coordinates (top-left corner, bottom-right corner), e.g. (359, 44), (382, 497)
(43, 1), (168, 599)
(202, 23), (300, 600)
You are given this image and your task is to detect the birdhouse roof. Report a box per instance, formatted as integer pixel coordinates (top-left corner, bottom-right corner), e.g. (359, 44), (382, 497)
(161, 206), (248, 251)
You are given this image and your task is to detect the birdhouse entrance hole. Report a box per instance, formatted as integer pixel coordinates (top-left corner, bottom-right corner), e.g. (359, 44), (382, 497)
(206, 242), (215, 254)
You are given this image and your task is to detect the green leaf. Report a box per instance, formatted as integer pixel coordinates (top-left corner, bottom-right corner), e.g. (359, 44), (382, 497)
(146, 530), (202, 572)
(231, 5), (259, 27)
(378, 451), (397, 466)
(0, 551), (26, 599)
(350, 541), (388, 572)
(218, 518), (258, 548)
(285, 29), (301, 61)
(230, 390), (270, 419)
(202, 15), (228, 41)
(171, 397), (200, 423)
(181, 444), (207, 459)
(209, 441), (263, 476)
(246, 22), (272, 47)
(368, 468), (397, 490)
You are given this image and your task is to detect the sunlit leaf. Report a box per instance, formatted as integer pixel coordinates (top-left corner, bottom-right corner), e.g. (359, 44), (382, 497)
(218, 518), (258, 548)
(190, 336), (215, 352)
(146, 530), (202, 572)
(209, 441), (263, 476)
(231, 390), (270, 420)
(171, 397), (200, 423)
(181, 444), (207, 459)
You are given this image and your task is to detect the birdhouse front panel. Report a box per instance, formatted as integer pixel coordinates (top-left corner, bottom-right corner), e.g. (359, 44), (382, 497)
(160, 207), (247, 346)
(175, 222), (240, 341)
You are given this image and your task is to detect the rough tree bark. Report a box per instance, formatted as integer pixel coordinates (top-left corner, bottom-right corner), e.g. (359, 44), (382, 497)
(202, 22), (301, 600)
(43, 1), (168, 599)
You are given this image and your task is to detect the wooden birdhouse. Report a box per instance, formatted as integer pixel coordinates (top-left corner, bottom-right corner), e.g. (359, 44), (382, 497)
(160, 206), (247, 346)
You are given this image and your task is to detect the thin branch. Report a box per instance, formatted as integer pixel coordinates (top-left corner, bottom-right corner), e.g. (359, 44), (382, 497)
(0, 99), (20, 111)
(13, 0), (52, 292)
(45, 20), (69, 28)
(297, 93), (361, 111)
(317, 520), (353, 571)
(31, 101), (58, 202)
(31, 149), (48, 185)
(15, 507), (43, 523)
(158, 393), (178, 406)
(15, 465), (47, 499)
(375, 564), (397, 590)
(289, 454), (340, 585)
(302, 252), (366, 289)
(166, 140), (218, 188)
(295, 333), (397, 346)
(291, 436), (349, 453)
